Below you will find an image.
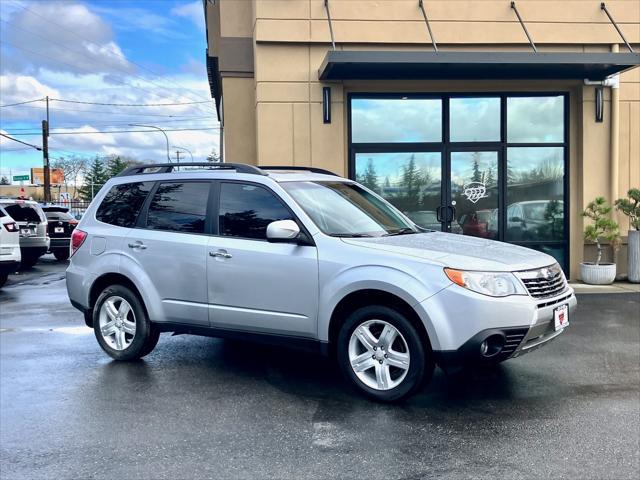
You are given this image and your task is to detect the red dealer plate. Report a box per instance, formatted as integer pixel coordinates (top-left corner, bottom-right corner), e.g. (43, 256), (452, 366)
(554, 304), (569, 331)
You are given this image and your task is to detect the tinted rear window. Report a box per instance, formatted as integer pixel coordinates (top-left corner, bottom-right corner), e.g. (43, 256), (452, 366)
(96, 182), (153, 227)
(146, 182), (209, 234)
(45, 211), (74, 221)
(4, 204), (42, 222)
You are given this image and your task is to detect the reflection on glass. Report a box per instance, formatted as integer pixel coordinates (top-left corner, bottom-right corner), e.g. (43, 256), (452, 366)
(507, 96), (564, 143)
(506, 147), (564, 241)
(450, 151), (499, 239)
(351, 98), (442, 143)
(450, 97), (500, 142)
(354, 152), (442, 230)
(522, 244), (565, 270)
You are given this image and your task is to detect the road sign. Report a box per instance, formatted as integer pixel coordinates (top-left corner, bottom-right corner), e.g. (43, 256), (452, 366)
(13, 175), (29, 181)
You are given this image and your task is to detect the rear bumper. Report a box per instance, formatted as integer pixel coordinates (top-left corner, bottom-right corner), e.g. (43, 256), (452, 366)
(49, 237), (70, 249)
(19, 236), (50, 249)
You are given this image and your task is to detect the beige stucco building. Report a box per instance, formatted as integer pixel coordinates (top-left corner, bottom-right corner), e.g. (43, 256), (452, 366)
(203, 0), (639, 280)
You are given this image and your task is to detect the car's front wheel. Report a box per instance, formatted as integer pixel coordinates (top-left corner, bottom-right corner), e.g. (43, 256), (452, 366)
(93, 285), (160, 361)
(337, 305), (433, 402)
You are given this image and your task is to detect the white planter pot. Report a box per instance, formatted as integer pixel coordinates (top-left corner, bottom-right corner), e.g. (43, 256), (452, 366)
(580, 262), (617, 285)
(628, 230), (640, 283)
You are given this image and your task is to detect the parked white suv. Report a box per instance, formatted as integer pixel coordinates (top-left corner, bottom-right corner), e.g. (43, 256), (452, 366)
(0, 199), (49, 267)
(0, 206), (21, 287)
(66, 163), (576, 401)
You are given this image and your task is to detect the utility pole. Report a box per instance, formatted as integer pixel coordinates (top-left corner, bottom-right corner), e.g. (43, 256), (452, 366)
(42, 119), (50, 203)
(175, 150), (181, 163)
(43, 95), (51, 203)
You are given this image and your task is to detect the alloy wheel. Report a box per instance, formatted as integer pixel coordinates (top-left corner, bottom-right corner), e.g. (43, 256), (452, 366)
(98, 296), (136, 351)
(348, 319), (410, 391)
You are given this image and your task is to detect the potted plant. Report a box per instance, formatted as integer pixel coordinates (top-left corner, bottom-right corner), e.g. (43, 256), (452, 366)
(615, 188), (640, 283)
(581, 197), (621, 285)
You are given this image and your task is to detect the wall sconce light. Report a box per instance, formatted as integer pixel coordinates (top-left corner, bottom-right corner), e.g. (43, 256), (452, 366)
(595, 86), (604, 123)
(323, 87), (331, 124)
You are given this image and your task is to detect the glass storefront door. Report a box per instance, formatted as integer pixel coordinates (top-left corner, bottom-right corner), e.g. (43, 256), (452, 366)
(447, 150), (500, 239)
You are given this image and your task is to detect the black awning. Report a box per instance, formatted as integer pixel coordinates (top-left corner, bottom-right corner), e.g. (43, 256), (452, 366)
(319, 51), (640, 81)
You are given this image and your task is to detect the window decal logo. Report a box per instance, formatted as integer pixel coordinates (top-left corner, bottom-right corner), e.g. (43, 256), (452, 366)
(462, 182), (488, 204)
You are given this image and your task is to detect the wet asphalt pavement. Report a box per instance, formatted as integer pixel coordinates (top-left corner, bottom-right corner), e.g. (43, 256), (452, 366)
(1, 257), (639, 480)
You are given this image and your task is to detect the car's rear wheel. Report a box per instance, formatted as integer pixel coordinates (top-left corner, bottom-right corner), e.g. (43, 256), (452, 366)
(53, 249), (69, 261)
(0, 272), (7, 287)
(337, 305), (433, 402)
(93, 285), (159, 361)
(19, 254), (39, 268)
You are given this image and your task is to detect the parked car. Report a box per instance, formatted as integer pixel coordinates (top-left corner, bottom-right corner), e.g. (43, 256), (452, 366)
(40, 204), (78, 261)
(459, 209), (497, 239)
(66, 163), (576, 402)
(0, 206), (21, 287)
(0, 199), (49, 267)
(507, 200), (565, 241)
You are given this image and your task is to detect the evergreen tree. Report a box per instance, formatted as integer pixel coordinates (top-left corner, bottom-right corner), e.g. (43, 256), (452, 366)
(0, 176), (9, 185)
(485, 167), (495, 187)
(79, 156), (109, 200)
(361, 158), (379, 192)
(471, 152), (483, 183)
(106, 155), (128, 177)
(401, 155), (424, 210)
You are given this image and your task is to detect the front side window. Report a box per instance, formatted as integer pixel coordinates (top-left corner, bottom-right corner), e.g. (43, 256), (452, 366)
(219, 183), (293, 240)
(281, 181), (417, 237)
(146, 182), (209, 234)
(96, 182), (153, 227)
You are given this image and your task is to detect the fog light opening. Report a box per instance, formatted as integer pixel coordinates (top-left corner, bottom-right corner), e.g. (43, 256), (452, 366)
(480, 334), (505, 358)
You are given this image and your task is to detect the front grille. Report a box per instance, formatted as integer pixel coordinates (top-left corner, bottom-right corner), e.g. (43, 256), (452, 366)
(501, 329), (528, 356)
(516, 264), (568, 299)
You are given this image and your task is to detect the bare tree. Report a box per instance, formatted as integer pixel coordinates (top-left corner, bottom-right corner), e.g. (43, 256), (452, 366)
(52, 156), (88, 199)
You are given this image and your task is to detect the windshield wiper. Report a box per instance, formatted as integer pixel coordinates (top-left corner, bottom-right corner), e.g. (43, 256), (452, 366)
(383, 228), (418, 236)
(331, 233), (374, 238)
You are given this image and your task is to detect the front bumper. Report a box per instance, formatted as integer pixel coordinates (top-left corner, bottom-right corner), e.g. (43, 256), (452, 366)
(420, 283), (577, 370)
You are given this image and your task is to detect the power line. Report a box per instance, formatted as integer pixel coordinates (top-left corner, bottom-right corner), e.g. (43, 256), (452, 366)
(0, 132), (42, 150)
(0, 98), (45, 108)
(8, 127), (220, 136)
(1, 117), (214, 130)
(49, 98), (213, 107)
(6, 104), (215, 118)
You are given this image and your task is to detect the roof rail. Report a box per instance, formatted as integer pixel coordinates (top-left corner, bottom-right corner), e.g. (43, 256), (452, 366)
(260, 166), (338, 176)
(117, 162), (266, 177)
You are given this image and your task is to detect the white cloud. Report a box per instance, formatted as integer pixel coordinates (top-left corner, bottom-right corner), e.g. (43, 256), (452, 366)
(171, 1), (205, 32)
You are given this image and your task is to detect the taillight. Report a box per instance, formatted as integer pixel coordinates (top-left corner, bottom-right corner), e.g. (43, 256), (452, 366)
(3, 222), (18, 232)
(68, 219), (79, 225)
(71, 229), (87, 256)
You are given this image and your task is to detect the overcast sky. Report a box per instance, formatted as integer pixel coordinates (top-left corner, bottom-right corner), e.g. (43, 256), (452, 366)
(0, 0), (219, 180)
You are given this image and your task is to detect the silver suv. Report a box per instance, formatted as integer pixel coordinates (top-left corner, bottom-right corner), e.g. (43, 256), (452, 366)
(66, 163), (577, 401)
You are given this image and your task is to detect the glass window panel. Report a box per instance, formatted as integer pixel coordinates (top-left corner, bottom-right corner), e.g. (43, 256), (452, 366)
(450, 97), (500, 142)
(146, 182), (209, 234)
(520, 245), (566, 271)
(351, 98), (442, 143)
(450, 151), (499, 239)
(506, 147), (564, 241)
(507, 96), (564, 143)
(219, 183), (293, 240)
(354, 152), (442, 229)
(96, 182), (153, 228)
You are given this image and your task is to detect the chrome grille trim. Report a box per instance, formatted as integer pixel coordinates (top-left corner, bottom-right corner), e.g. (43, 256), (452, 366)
(515, 263), (568, 299)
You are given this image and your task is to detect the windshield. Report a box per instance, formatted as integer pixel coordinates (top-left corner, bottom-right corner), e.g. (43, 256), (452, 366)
(281, 181), (418, 237)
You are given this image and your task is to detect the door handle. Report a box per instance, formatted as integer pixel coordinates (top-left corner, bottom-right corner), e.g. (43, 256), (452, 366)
(209, 250), (232, 259)
(436, 205), (444, 222)
(127, 242), (147, 250)
(447, 205), (456, 223)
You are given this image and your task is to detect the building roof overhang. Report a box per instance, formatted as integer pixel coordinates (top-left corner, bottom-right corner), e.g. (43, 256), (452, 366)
(318, 51), (640, 82)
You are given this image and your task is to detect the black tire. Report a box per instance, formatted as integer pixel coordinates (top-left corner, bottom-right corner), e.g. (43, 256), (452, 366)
(53, 249), (70, 261)
(20, 255), (38, 268)
(93, 285), (159, 361)
(337, 305), (434, 402)
(0, 272), (7, 288)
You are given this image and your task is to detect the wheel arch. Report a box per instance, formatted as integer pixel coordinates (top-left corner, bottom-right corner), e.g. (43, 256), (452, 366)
(327, 289), (433, 357)
(87, 273), (147, 326)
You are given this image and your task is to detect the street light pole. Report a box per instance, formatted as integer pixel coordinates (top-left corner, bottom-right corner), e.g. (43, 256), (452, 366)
(173, 146), (194, 162)
(129, 124), (171, 162)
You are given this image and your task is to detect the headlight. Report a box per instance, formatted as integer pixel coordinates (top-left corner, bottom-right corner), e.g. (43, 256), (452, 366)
(444, 268), (526, 297)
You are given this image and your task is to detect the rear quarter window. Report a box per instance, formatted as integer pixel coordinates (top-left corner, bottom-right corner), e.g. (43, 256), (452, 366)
(96, 182), (153, 227)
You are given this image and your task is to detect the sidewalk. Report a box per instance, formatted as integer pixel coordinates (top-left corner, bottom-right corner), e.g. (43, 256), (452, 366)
(569, 281), (640, 294)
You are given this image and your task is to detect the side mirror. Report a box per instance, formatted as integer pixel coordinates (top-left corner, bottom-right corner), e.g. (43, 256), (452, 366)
(266, 219), (300, 243)
(509, 216), (523, 223)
